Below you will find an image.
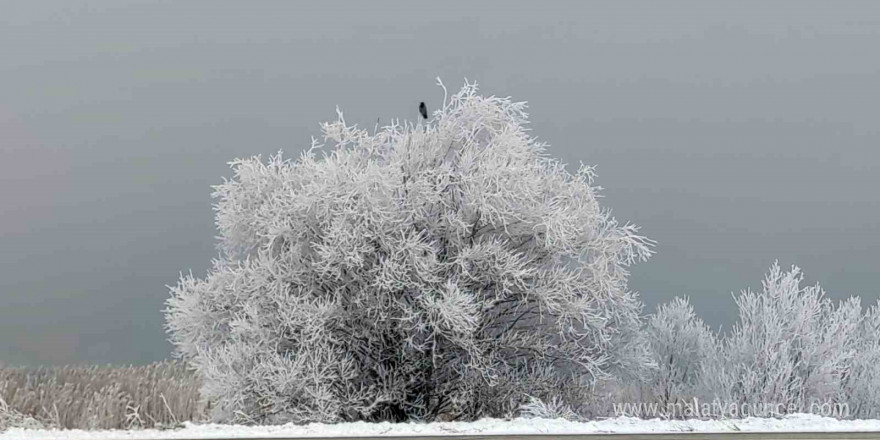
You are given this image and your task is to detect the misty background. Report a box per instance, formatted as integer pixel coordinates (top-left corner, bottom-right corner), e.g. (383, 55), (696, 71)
(1, 1), (878, 366)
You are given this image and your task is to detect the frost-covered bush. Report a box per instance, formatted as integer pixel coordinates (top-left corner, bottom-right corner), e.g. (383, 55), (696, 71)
(518, 395), (579, 421)
(644, 297), (717, 408)
(165, 80), (653, 424)
(718, 263), (863, 414)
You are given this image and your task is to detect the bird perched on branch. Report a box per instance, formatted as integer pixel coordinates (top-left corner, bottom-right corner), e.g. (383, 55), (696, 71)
(419, 102), (428, 120)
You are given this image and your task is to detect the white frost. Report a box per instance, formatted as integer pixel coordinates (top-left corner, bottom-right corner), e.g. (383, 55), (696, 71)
(4, 414), (880, 440)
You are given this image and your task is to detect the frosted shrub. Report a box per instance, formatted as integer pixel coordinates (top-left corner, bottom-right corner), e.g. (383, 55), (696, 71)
(0, 396), (47, 432)
(518, 395), (579, 421)
(165, 80), (653, 424)
(644, 297), (717, 409)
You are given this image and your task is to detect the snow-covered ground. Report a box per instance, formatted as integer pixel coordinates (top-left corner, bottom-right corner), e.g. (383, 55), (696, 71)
(3, 414), (880, 440)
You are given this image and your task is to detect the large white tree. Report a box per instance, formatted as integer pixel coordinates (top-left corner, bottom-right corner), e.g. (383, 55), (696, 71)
(165, 80), (653, 424)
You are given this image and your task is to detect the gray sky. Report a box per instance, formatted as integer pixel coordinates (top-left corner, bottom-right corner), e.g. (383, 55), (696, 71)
(2, 0), (878, 366)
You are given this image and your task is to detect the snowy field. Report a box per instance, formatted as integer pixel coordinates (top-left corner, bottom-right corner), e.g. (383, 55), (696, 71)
(3, 414), (880, 440)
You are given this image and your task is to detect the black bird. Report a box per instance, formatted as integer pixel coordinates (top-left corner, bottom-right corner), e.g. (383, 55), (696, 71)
(419, 102), (428, 120)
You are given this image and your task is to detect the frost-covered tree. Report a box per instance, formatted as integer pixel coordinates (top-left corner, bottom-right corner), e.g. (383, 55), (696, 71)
(639, 264), (880, 419)
(165, 80), (654, 424)
(644, 297), (717, 409)
(719, 263), (862, 413)
(840, 298), (880, 418)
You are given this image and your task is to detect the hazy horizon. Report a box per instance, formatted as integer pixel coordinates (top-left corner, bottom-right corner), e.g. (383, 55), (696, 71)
(2, 0), (879, 366)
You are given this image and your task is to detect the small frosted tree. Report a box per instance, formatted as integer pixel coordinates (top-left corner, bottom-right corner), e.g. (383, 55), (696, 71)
(644, 297), (717, 410)
(165, 80), (653, 424)
(720, 263), (862, 413)
(840, 298), (880, 418)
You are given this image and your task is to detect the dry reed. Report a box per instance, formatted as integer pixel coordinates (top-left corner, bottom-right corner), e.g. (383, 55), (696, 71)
(0, 360), (203, 431)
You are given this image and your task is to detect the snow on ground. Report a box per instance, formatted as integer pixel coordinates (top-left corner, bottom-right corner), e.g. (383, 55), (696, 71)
(3, 414), (880, 440)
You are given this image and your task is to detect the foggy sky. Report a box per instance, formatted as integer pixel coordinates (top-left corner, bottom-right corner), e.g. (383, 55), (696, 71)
(1, 0), (878, 366)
